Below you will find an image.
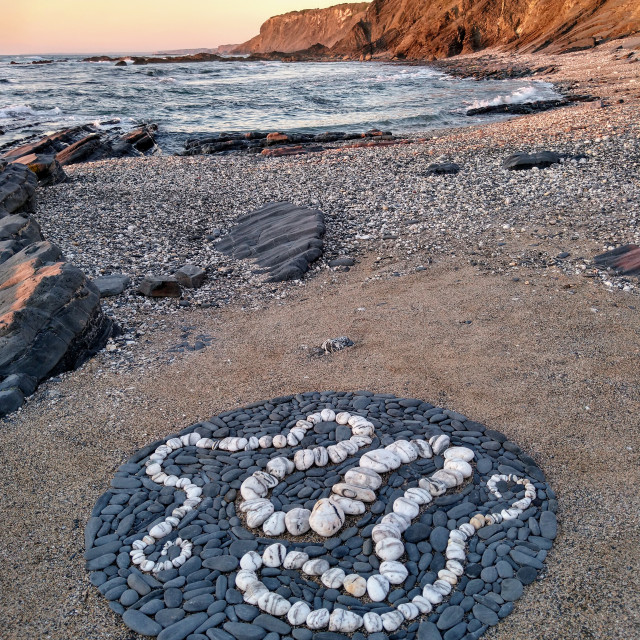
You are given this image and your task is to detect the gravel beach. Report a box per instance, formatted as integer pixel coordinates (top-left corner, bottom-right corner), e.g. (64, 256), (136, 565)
(0, 41), (639, 640)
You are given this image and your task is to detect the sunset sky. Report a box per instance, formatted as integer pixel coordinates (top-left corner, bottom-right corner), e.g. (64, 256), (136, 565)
(1, 1), (344, 55)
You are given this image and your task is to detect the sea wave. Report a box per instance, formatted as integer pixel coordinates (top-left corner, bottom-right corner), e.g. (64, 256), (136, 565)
(0, 104), (62, 119)
(469, 85), (557, 109)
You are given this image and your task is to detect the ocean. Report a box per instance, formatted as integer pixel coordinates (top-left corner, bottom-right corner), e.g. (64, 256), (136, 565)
(0, 55), (561, 153)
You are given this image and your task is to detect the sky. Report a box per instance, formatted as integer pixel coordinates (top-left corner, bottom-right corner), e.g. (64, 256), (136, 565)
(1, 1), (345, 55)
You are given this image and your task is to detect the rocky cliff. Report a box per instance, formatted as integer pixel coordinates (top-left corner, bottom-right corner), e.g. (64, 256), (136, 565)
(331, 0), (640, 59)
(235, 3), (370, 53)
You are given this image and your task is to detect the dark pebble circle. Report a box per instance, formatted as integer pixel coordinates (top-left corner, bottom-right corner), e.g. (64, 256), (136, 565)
(86, 391), (556, 639)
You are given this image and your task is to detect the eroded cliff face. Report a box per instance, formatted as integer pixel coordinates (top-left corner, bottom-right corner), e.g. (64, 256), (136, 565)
(234, 3), (370, 53)
(331, 0), (640, 59)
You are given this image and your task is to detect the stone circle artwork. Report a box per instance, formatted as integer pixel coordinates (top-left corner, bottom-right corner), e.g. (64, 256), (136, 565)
(86, 392), (557, 640)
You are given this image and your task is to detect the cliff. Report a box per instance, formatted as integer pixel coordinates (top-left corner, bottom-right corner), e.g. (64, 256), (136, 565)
(234, 3), (370, 53)
(331, 0), (640, 59)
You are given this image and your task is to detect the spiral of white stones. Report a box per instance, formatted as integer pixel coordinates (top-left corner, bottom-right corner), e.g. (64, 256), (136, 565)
(130, 410), (538, 634)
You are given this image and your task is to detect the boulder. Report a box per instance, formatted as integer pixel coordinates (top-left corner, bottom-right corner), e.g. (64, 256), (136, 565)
(502, 151), (563, 170)
(93, 273), (131, 297)
(216, 202), (325, 282)
(175, 264), (206, 288)
(0, 215), (44, 263)
(0, 163), (37, 217)
(0, 241), (112, 384)
(10, 153), (66, 185)
(137, 276), (181, 297)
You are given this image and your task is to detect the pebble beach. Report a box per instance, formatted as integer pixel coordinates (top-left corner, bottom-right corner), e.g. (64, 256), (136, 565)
(0, 40), (639, 640)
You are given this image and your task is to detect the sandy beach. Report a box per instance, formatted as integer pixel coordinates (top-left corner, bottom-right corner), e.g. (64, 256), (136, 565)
(0, 41), (639, 640)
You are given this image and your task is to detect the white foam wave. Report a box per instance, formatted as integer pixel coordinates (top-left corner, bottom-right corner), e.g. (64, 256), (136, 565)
(0, 104), (62, 120)
(470, 85), (555, 109)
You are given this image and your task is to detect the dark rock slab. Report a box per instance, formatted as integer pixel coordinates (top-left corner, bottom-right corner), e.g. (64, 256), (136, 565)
(93, 274), (131, 297)
(467, 99), (568, 116)
(175, 264), (206, 288)
(425, 162), (460, 175)
(502, 151), (563, 170)
(138, 276), (181, 297)
(593, 244), (640, 277)
(0, 163), (37, 217)
(216, 202), (324, 282)
(0, 241), (112, 385)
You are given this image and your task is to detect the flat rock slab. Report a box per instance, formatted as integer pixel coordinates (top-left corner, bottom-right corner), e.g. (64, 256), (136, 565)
(593, 244), (640, 276)
(93, 274), (131, 297)
(502, 151), (563, 170)
(425, 162), (460, 175)
(216, 202), (325, 282)
(0, 241), (112, 383)
(175, 264), (206, 289)
(138, 276), (181, 297)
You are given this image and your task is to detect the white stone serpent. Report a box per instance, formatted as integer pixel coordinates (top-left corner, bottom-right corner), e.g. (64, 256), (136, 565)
(130, 409), (537, 633)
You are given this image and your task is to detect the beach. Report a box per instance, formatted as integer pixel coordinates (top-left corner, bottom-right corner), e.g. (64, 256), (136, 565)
(0, 41), (639, 640)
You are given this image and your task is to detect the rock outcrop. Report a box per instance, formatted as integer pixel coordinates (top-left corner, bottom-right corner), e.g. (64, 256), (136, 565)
(1, 123), (158, 181)
(0, 161), (112, 418)
(234, 3), (370, 54)
(330, 0), (640, 59)
(217, 202), (325, 282)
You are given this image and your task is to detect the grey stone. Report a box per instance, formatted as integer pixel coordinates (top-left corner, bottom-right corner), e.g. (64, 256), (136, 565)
(472, 603), (499, 626)
(430, 526), (450, 552)
(122, 609), (162, 636)
(502, 151), (563, 170)
(501, 578), (524, 601)
(425, 162), (460, 176)
(184, 593), (215, 612)
(202, 555), (238, 572)
(158, 612), (208, 640)
(539, 511), (557, 540)
(254, 613), (291, 634)
(436, 605), (464, 630)
(175, 264), (206, 288)
(156, 608), (185, 627)
(93, 274), (130, 297)
(223, 622), (266, 640)
(509, 550), (544, 569)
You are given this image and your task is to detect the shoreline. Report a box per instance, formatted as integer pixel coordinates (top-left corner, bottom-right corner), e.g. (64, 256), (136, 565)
(0, 42), (639, 640)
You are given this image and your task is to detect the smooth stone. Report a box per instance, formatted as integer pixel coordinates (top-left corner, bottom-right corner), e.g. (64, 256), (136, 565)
(158, 612), (208, 640)
(122, 610), (162, 636)
(472, 603), (499, 626)
(417, 621), (443, 640)
(501, 578), (524, 601)
(539, 512), (557, 540)
(517, 566), (538, 585)
(223, 622), (267, 640)
(436, 606), (464, 630)
(203, 556), (239, 572)
(254, 613), (291, 634)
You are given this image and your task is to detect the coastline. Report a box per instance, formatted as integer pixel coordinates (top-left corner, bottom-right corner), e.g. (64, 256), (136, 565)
(0, 41), (639, 640)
